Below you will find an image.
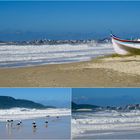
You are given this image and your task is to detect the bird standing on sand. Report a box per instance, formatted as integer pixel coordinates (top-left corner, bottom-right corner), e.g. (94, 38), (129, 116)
(6, 120), (14, 127)
(17, 122), (21, 126)
(7, 120), (13, 123)
(33, 124), (37, 128)
(32, 121), (37, 128)
(7, 120), (10, 123)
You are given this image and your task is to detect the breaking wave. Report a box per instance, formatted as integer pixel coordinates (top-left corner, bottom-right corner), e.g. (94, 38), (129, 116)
(0, 108), (70, 121)
(0, 42), (114, 68)
(72, 110), (140, 137)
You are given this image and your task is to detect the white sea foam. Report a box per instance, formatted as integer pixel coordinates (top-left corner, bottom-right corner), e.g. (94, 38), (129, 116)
(72, 110), (140, 137)
(0, 42), (114, 68)
(0, 108), (70, 121)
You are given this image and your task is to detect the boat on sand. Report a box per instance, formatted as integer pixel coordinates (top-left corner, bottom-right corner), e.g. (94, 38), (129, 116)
(111, 34), (140, 55)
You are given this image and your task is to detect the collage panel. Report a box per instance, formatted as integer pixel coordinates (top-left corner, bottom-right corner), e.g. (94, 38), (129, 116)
(0, 0), (140, 140)
(0, 88), (140, 140)
(0, 1), (140, 87)
(0, 88), (71, 139)
(72, 88), (140, 139)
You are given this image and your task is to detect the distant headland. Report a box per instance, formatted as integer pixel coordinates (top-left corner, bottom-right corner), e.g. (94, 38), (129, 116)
(0, 96), (55, 109)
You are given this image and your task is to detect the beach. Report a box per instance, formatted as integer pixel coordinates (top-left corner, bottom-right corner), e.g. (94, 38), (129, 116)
(0, 116), (71, 139)
(0, 108), (71, 139)
(1, 55), (140, 87)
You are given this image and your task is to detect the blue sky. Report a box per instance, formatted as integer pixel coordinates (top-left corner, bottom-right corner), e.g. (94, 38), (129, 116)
(0, 88), (71, 108)
(0, 1), (140, 41)
(72, 88), (140, 107)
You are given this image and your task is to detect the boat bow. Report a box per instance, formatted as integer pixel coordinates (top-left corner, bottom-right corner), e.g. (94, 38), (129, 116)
(111, 34), (140, 55)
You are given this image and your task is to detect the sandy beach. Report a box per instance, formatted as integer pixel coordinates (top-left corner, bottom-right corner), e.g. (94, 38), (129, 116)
(0, 116), (71, 139)
(1, 55), (140, 87)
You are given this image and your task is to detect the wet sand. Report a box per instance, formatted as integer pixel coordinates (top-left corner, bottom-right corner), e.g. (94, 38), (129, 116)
(73, 129), (140, 139)
(0, 116), (71, 139)
(1, 55), (140, 87)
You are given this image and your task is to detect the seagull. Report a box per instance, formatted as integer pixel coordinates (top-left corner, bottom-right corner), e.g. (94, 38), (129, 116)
(7, 120), (14, 123)
(7, 120), (10, 123)
(32, 121), (36, 125)
(33, 124), (37, 128)
(17, 122), (21, 126)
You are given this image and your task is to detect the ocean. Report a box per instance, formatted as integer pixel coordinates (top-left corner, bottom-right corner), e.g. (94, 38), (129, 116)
(0, 108), (70, 121)
(0, 42), (114, 68)
(72, 110), (140, 139)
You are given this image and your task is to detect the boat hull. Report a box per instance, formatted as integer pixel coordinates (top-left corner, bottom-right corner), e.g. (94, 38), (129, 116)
(112, 36), (140, 55)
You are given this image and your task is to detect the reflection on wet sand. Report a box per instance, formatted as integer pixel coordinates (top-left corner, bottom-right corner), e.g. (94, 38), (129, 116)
(0, 116), (70, 139)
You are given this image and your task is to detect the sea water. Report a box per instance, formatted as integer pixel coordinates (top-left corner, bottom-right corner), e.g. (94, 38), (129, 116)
(0, 42), (114, 68)
(72, 110), (140, 139)
(0, 108), (70, 121)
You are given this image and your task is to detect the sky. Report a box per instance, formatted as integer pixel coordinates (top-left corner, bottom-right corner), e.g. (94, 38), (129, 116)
(0, 1), (140, 41)
(0, 88), (71, 108)
(72, 88), (140, 107)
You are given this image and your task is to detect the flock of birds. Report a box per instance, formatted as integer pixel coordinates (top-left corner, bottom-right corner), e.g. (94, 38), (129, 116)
(6, 115), (60, 129)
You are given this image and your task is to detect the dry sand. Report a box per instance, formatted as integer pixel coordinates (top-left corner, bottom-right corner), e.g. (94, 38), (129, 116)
(1, 55), (140, 87)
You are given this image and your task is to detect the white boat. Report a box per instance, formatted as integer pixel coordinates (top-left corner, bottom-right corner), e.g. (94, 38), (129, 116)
(111, 34), (140, 55)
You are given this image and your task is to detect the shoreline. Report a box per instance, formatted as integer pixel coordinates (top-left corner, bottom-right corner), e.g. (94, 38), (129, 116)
(73, 129), (140, 139)
(0, 116), (71, 139)
(1, 55), (140, 87)
(72, 110), (140, 139)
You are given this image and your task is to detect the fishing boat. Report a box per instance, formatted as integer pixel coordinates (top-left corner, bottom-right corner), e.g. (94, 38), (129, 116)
(111, 34), (140, 55)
